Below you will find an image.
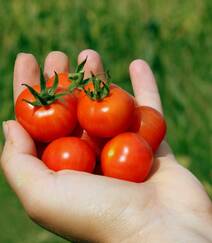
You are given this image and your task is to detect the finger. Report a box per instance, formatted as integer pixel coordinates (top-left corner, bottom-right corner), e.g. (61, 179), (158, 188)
(129, 59), (163, 114)
(1, 120), (52, 206)
(78, 49), (105, 79)
(13, 53), (40, 103)
(129, 60), (174, 165)
(44, 51), (70, 79)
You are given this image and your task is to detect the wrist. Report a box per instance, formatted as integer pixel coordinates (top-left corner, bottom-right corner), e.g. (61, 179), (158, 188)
(106, 211), (212, 243)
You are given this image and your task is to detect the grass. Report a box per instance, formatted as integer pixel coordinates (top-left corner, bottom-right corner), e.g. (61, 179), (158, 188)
(0, 0), (211, 242)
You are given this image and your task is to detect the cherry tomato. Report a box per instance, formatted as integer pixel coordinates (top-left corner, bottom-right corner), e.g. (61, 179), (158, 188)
(131, 106), (166, 152)
(71, 124), (108, 158)
(42, 137), (96, 172)
(48, 72), (71, 89)
(101, 132), (153, 182)
(15, 85), (77, 143)
(77, 85), (136, 138)
(80, 130), (108, 157)
(74, 81), (93, 100)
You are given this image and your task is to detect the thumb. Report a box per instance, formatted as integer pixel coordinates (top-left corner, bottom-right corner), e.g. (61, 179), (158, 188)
(2, 120), (37, 157)
(1, 120), (51, 203)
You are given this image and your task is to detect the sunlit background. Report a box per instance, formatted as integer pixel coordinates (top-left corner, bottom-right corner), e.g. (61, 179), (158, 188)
(0, 0), (211, 242)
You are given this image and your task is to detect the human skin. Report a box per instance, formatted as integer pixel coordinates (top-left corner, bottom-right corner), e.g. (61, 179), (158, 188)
(1, 50), (212, 243)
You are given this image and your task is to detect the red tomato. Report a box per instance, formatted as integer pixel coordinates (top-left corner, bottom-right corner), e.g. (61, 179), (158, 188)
(101, 132), (153, 182)
(80, 130), (108, 157)
(131, 106), (166, 152)
(71, 123), (108, 158)
(42, 137), (96, 172)
(77, 85), (136, 138)
(76, 81), (94, 100)
(15, 85), (77, 143)
(48, 72), (70, 89)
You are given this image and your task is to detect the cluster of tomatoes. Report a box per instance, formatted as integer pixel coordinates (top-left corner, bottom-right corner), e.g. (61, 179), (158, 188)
(15, 59), (166, 183)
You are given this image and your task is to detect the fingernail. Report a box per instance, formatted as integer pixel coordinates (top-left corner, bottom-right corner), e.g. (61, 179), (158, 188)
(16, 52), (31, 58)
(17, 52), (25, 57)
(2, 121), (9, 140)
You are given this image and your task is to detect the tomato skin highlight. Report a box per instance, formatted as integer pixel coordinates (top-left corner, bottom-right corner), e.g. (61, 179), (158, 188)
(42, 137), (96, 172)
(131, 106), (166, 152)
(77, 85), (136, 138)
(15, 85), (77, 143)
(101, 133), (153, 182)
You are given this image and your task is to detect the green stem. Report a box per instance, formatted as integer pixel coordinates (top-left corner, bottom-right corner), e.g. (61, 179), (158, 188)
(83, 72), (111, 101)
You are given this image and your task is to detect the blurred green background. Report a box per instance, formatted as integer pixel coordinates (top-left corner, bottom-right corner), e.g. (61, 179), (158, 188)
(0, 0), (211, 242)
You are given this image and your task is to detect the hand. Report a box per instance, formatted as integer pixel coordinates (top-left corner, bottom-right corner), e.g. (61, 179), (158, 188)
(1, 50), (212, 243)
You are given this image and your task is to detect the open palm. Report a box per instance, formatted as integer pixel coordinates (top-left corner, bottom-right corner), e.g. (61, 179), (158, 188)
(1, 50), (212, 243)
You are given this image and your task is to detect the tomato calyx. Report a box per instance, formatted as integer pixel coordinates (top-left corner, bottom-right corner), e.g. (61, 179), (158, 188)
(68, 57), (90, 92)
(22, 58), (89, 107)
(22, 71), (68, 106)
(84, 71), (111, 100)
